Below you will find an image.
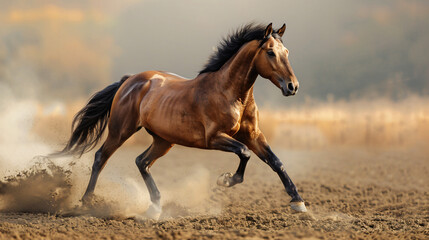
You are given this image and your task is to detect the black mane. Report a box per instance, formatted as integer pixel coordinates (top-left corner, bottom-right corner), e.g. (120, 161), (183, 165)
(199, 23), (273, 74)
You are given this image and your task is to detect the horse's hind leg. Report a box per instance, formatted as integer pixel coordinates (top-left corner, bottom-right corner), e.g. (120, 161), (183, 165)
(82, 130), (134, 203)
(135, 132), (173, 219)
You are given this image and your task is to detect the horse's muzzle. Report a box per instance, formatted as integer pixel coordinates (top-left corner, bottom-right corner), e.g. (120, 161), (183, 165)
(279, 78), (298, 96)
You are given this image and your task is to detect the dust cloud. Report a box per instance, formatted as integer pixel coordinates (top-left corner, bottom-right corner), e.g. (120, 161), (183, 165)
(0, 93), (136, 217)
(0, 96), (218, 218)
(0, 91), (74, 214)
(0, 157), (72, 213)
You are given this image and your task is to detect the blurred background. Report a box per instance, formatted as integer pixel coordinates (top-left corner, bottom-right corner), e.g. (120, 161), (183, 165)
(0, 0), (428, 219)
(0, 0), (428, 152)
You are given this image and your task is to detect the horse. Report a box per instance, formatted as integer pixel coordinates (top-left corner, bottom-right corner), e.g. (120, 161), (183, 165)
(54, 23), (307, 217)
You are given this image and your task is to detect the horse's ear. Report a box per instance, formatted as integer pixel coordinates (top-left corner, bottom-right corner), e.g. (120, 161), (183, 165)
(277, 23), (286, 37)
(264, 23), (273, 38)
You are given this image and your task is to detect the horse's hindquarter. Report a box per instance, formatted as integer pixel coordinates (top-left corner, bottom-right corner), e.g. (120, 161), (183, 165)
(108, 74), (151, 136)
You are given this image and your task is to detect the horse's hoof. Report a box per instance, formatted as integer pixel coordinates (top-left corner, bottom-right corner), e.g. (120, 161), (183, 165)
(290, 201), (307, 213)
(145, 204), (162, 220)
(217, 172), (233, 187)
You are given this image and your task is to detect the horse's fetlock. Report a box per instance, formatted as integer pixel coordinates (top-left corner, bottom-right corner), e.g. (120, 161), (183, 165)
(151, 190), (161, 204)
(234, 174), (244, 183)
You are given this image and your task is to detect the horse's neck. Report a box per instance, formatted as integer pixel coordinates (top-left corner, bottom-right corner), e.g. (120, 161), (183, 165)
(216, 42), (259, 103)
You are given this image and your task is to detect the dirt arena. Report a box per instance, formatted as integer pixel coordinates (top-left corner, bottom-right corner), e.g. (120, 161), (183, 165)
(0, 100), (428, 239)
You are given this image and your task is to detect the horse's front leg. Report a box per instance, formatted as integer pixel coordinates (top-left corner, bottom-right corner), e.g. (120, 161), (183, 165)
(247, 133), (307, 212)
(209, 133), (251, 187)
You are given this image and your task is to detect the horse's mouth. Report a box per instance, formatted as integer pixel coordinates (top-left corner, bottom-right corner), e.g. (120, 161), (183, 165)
(281, 87), (294, 96)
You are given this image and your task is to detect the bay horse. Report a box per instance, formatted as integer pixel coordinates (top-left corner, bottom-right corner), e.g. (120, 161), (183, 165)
(55, 23), (307, 217)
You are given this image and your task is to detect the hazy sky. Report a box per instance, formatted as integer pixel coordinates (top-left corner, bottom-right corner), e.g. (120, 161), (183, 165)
(1, 0), (428, 106)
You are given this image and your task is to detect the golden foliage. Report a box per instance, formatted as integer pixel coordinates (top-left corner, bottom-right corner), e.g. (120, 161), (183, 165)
(259, 97), (429, 149)
(32, 97), (429, 151)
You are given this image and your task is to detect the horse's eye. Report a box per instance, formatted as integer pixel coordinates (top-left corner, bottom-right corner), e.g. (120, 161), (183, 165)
(267, 50), (275, 57)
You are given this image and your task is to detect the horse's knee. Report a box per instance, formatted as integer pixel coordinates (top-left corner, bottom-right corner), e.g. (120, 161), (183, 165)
(238, 146), (251, 160)
(269, 158), (285, 172)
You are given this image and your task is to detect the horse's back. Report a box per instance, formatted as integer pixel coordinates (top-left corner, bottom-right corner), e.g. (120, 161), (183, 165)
(113, 70), (189, 105)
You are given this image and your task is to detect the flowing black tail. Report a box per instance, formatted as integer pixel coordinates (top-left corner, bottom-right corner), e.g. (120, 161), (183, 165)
(52, 75), (130, 157)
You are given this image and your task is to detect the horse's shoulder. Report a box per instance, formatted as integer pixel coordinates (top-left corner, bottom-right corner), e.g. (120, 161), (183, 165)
(242, 96), (258, 118)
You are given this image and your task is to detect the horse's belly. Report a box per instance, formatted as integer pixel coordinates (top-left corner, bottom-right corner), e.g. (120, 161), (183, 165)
(145, 115), (206, 147)
(139, 94), (206, 147)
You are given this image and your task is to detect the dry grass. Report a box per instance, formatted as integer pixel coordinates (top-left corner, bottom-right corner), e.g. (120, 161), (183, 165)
(32, 97), (429, 151)
(260, 97), (429, 150)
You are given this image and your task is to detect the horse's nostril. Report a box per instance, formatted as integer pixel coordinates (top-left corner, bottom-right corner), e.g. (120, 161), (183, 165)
(287, 82), (294, 92)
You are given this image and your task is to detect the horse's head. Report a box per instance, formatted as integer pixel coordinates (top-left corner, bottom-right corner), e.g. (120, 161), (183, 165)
(254, 23), (299, 96)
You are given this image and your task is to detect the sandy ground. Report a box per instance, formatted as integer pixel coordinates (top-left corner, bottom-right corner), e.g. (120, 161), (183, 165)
(0, 143), (427, 239)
